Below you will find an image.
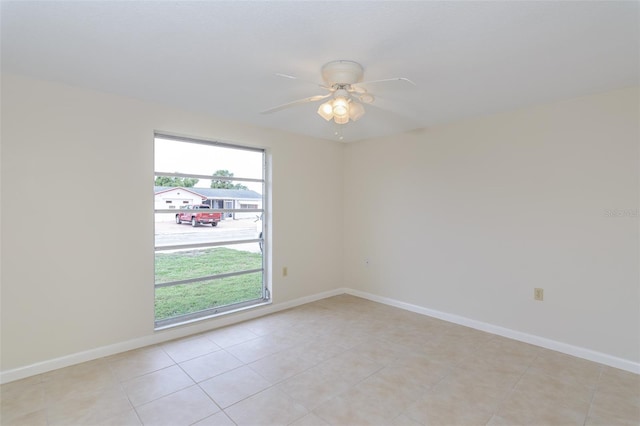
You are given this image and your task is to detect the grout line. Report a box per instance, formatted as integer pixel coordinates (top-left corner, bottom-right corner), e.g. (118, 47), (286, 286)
(583, 366), (605, 426)
(490, 357), (535, 420)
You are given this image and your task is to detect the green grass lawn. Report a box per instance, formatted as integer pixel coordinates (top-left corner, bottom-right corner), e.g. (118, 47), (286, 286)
(155, 247), (263, 321)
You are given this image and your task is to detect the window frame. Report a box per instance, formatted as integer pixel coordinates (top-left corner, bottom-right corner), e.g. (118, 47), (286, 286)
(153, 133), (269, 329)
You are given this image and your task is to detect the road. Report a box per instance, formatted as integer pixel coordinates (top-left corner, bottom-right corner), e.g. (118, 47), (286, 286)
(155, 217), (261, 252)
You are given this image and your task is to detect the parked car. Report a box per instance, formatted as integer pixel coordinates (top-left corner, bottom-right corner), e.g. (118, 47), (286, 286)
(175, 205), (222, 227)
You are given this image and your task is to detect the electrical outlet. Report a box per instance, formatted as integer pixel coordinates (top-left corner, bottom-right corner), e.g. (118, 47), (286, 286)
(534, 288), (544, 301)
(282, 267), (288, 277)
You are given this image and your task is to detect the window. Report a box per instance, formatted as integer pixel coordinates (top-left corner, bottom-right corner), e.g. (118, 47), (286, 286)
(154, 134), (268, 328)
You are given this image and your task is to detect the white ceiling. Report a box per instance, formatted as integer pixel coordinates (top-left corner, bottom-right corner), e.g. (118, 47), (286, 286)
(2, 1), (638, 143)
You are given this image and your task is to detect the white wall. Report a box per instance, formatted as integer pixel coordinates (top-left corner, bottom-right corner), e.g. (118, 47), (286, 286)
(0, 74), (344, 372)
(2, 73), (638, 377)
(344, 87), (640, 364)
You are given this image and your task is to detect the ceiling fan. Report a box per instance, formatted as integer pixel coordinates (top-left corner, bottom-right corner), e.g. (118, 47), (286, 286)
(261, 60), (415, 125)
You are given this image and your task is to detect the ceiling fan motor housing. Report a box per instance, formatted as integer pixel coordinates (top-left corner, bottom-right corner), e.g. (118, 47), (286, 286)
(321, 60), (364, 86)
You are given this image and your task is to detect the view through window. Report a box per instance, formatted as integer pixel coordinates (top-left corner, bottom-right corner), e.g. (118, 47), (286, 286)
(154, 134), (267, 328)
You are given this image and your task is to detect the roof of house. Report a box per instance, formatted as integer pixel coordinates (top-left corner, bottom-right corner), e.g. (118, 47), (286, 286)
(154, 186), (261, 200)
(154, 186), (206, 199)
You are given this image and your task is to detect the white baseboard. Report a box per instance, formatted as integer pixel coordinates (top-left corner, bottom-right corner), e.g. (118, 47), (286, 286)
(0, 288), (345, 384)
(2, 286), (637, 383)
(345, 288), (640, 375)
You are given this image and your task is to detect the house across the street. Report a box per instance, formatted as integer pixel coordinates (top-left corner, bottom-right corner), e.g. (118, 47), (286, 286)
(154, 186), (262, 219)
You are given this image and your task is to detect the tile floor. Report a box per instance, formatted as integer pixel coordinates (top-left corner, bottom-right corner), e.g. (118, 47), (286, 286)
(2, 295), (639, 425)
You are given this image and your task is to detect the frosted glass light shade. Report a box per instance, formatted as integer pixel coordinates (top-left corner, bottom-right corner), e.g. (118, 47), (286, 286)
(332, 97), (349, 117)
(334, 114), (349, 124)
(317, 101), (334, 121)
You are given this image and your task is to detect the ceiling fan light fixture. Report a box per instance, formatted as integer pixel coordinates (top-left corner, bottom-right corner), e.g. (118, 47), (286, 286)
(317, 96), (365, 124)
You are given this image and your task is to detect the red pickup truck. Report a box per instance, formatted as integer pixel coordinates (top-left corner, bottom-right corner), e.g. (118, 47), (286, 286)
(175, 205), (222, 227)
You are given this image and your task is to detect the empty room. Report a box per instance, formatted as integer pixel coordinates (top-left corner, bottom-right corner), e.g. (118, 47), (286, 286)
(1, 1), (638, 425)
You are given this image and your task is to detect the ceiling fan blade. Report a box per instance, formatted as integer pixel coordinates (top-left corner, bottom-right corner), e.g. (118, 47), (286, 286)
(275, 73), (330, 90)
(356, 77), (417, 86)
(261, 93), (331, 114)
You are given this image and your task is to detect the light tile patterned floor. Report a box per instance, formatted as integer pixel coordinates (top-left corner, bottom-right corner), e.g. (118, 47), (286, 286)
(2, 295), (639, 425)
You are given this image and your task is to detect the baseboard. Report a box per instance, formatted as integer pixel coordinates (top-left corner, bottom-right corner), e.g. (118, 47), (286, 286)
(345, 288), (640, 375)
(0, 287), (345, 384)
(3, 286), (637, 383)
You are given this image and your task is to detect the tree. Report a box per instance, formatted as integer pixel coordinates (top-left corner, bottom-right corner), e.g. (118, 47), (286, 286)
(155, 176), (199, 187)
(210, 169), (248, 190)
